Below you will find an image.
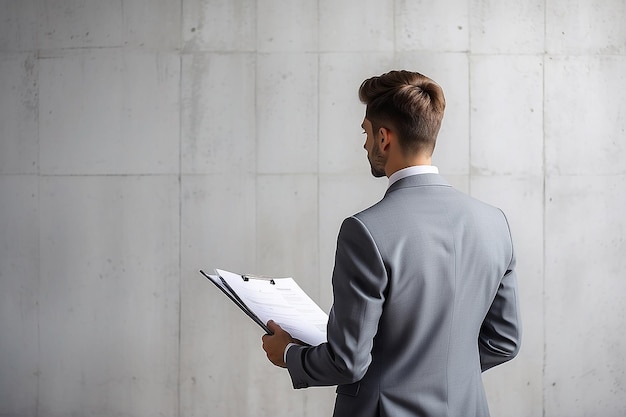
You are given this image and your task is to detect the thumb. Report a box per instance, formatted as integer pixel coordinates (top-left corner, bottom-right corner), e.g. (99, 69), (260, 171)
(266, 320), (282, 334)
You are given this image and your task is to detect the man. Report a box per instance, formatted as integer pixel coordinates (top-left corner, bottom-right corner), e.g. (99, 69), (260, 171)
(262, 70), (521, 417)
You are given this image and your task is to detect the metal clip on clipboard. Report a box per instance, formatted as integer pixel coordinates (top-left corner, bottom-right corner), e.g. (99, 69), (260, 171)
(242, 274), (275, 285)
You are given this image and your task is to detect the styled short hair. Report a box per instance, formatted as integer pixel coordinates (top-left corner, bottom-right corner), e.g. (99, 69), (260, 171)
(359, 70), (446, 155)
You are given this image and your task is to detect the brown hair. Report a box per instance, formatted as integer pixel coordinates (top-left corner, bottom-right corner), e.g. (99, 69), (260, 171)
(359, 70), (446, 155)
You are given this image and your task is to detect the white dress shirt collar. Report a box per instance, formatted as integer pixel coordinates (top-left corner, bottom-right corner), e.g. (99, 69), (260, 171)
(388, 165), (439, 189)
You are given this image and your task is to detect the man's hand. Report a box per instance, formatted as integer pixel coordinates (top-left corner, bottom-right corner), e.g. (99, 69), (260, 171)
(262, 320), (297, 368)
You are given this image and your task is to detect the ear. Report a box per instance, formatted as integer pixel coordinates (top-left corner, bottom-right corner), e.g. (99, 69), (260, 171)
(379, 127), (392, 152)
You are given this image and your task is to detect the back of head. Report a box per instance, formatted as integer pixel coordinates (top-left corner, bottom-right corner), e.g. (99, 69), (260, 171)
(359, 70), (446, 156)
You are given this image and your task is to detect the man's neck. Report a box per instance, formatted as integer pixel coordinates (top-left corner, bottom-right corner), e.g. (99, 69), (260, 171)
(385, 154), (432, 178)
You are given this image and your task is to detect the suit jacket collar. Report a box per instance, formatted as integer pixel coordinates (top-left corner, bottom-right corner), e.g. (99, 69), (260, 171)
(384, 173), (451, 196)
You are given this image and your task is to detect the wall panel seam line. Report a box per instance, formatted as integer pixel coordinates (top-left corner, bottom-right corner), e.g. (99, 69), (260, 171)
(316, 12), (321, 306)
(177, 1), (184, 410)
(36, 43), (42, 417)
(542, 0), (547, 414)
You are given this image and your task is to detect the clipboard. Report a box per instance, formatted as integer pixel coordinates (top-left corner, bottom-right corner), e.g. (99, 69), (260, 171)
(200, 268), (328, 346)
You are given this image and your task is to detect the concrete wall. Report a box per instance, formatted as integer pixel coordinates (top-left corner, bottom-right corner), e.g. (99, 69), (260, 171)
(1, 0), (625, 416)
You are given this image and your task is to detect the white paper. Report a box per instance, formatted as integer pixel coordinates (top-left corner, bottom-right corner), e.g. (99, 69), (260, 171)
(216, 269), (328, 346)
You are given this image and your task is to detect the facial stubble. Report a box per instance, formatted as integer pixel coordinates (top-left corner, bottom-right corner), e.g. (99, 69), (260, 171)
(369, 139), (387, 178)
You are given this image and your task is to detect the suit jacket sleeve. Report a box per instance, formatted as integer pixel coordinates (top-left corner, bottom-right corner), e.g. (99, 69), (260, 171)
(478, 212), (522, 371)
(286, 216), (387, 388)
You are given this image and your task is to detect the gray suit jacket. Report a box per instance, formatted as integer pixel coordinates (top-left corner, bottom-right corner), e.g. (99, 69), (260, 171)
(286, 174), (521, 417)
